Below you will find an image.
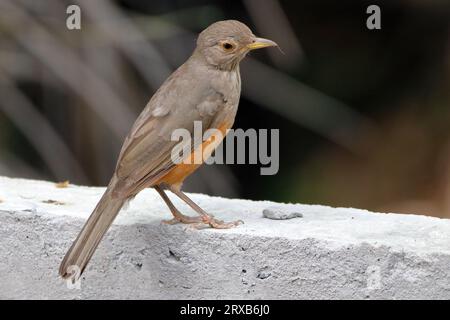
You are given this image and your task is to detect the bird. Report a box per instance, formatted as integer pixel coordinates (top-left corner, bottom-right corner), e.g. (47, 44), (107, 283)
(59, 20), (277, 280)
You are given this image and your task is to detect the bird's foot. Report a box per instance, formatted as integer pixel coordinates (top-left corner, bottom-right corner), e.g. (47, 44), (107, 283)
(159, 184), (243, 229)
(161, 213), (204, 225)
(198, 215), (244, 229)
(162, 214), (243, 230)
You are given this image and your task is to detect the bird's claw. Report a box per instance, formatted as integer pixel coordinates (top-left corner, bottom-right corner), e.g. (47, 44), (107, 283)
(205, 216), (244, 229)
(164, 214), (243, 230)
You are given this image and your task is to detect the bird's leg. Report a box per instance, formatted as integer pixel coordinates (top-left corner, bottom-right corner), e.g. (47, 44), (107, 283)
(154, 185), (203, 224)
(165, 184), (243, 229)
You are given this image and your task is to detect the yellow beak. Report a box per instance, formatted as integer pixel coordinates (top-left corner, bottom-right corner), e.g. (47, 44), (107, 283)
(246, 37), (278, 50)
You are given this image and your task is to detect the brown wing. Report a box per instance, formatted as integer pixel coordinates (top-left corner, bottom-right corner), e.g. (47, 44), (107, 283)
(112, 64), (227, 198)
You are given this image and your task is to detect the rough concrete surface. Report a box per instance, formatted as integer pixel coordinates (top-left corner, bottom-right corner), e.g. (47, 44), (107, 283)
(0, 176), (449, 299)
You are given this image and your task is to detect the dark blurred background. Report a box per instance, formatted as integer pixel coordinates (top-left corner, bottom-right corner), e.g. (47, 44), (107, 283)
(1, 0), (450, 218)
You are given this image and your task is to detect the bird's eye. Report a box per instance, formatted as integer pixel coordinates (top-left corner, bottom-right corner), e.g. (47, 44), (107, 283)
(222, 42), (234, 51)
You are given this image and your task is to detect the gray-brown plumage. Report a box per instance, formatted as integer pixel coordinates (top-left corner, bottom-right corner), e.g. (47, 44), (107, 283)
(59, 20), (277, 280)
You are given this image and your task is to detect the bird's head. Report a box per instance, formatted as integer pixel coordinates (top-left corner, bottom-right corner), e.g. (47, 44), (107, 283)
(195, 20), (278, 71)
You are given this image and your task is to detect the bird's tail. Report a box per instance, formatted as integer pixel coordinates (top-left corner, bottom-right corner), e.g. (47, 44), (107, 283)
(59, 179), (126, 279)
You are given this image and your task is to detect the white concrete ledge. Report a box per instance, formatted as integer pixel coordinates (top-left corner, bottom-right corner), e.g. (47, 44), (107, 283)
(0, 176), (449, 299)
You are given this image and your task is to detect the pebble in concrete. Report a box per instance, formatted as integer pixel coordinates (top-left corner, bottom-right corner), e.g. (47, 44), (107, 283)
(263, 206), (303, 220)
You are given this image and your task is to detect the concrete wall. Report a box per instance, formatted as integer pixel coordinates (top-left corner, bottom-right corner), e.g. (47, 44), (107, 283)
(0, 176), (449, 299)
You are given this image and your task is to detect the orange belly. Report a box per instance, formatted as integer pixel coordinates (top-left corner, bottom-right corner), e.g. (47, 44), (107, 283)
(157, 122), (229, 185)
